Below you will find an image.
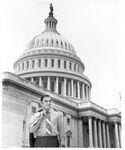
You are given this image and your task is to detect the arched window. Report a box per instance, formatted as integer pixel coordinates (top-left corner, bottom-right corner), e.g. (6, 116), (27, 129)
(64, 61), (66, 69)
(58, 59), (61, 68)
(38, 59), (41, 68)
(27, 61), (29, 69)
(32, 60), (35, 68)
(51, 59), (54, 67)
(45, 59), (48, 67)
(69, 62), (72, 70)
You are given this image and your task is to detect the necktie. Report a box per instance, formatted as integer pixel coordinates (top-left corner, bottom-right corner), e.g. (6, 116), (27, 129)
(46, 111), (52, 135)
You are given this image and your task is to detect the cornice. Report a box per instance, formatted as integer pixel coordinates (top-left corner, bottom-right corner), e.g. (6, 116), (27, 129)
(3, 72), (78, 110)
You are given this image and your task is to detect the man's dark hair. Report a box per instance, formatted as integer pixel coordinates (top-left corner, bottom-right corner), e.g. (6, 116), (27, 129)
(40, 95), (51, 102)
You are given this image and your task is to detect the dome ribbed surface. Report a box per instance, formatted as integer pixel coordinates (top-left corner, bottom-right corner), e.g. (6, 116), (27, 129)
(26, 31), (76, 55)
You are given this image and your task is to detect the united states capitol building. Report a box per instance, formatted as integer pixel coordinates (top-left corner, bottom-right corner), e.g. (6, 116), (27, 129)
(2, 4), (121, 148)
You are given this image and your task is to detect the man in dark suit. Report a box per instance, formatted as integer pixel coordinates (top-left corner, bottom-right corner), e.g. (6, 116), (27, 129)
(29, 95), (65, 147)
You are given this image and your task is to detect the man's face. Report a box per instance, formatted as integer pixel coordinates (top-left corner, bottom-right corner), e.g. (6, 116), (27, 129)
(42, 96), (52, 110)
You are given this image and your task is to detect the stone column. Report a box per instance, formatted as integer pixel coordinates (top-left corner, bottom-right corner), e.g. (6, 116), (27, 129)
(78, 117), (83, 147)
(68, 81), (70, 96)
(63, 78), (66, 96)
(115, 122), (120, 148)
(55, 77), (59, 94)
(71, 79), (74, 97)
(118, 124), (121, 147)
(106, 123), (110, 148)
(39, 77), (43, 86)
(102, 122), (106, 147)
(88, 87), (91, 101)
(77, 81), (80, 99)
(74, 117), (78, 147)
(94, 118), (98, 147)
(47, 76), (50, 90)
(98, 120), (102, 148)
(86, 86), (89, 100)
(82, 83), (85, 100)
(84, 85), (87, 100)
(31, 77), (34, 83)
(88, 116), (93, 147)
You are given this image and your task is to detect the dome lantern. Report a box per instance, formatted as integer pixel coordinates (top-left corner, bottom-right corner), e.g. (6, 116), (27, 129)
(44, 3), (58, 33)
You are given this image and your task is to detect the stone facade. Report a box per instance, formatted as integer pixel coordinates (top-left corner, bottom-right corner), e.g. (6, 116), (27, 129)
(2, 4), (121, 148)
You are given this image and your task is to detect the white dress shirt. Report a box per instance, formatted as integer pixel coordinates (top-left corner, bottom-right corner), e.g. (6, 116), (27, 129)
(29, 108), (65, 145)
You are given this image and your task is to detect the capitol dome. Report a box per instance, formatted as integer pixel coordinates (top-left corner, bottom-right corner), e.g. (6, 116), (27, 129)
(14, 4), (91, 101)
(25, 30), (76, 55)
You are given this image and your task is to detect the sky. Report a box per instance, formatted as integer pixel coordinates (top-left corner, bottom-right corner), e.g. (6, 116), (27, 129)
(1, 0), (125, 111)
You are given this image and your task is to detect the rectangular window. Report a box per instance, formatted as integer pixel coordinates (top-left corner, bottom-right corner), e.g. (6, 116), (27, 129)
(27, 61), (29, 69)
(45, 59), (48, 67)
(38, 59), (41, 68)
(22, 63), (24, 70)
(32, 107), (36, 114)
(58, 59), (60, 68)
(69, 62), (72, 70)
(67, 135), (70, 147)
(32, 60), (35, 68)
(51, 59), (54, 67)
(67, 118), (70, 124)
(64, 61), (66, 69)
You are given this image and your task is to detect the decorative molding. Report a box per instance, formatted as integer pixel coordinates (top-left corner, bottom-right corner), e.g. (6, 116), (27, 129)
(3, 100), (25, 115)
(3, 84), (39, 104)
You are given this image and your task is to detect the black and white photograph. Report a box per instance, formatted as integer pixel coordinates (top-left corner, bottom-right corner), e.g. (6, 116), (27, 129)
(1, 0), (125, 148)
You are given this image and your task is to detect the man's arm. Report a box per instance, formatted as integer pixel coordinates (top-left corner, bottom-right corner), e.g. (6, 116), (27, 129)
(57, 112), (65, 147)
(29, 112), (44, 132)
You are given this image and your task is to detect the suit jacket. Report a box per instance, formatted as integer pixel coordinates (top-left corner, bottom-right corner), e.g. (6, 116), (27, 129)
(29, 108), (43, 147)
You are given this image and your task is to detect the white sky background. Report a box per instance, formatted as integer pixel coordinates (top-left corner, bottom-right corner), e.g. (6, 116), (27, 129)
(1, 0), (125, 111)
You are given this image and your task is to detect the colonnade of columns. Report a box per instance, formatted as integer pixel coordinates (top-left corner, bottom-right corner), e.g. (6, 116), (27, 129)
(28, 76), (91, 100)
(78, 116), (121, 148)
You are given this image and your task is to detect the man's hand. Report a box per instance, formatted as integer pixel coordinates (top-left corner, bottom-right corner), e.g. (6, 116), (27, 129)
(41, 110), (47, 117)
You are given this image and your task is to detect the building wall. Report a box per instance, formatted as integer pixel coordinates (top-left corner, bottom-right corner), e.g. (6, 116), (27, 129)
(2, 82), (78, 147)
(2, 74), (121, 148)
(2, 85), (40, 147)
(2, 110), (24, 147)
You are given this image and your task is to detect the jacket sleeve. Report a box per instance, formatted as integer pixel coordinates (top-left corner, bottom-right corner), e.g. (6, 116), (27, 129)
(57, 112), (65, 146)
(29, 112), (44, 133)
